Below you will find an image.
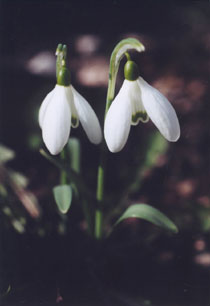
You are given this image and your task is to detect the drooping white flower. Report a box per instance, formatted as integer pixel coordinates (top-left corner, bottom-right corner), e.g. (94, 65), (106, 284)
(104, 63), (180, 153)
(39, 84), (102, 155)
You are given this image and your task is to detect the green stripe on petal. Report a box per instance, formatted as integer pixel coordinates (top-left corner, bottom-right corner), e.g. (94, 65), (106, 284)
(127, 79), (148, 126)
(131, 111), (149, 125)
(71, 116), (79, 128)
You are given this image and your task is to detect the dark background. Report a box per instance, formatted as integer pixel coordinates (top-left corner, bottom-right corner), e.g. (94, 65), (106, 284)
(1, 1), (210, 305)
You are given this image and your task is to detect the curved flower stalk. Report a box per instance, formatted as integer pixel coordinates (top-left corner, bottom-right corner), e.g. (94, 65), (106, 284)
(39, 45), (102, 155)
(95, 39), (145, 239)
(104, 59), (180, 153)
(105, 38), (145, 113)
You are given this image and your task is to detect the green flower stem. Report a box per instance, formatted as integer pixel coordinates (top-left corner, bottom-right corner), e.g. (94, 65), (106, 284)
(60, 149), (67, 184)
(56, 43), (67, 79)
(125, 52), (131, 61)
(94, 48), (119, 238)
(94, 38), (145, 240)
(94, 144), (106, 239)
(94, 46), (119, 239)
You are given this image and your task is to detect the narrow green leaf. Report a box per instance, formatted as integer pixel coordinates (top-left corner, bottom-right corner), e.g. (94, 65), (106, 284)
(0, 144), (15, 163)
(40, 149), (90, 196)
(66, 138), (81, 173)
(0, 284), (11, 298)
(128, 131), (168, 194)
(116, 204), (178, 233)
(9, 170), (28, 188)
(53, 184), (72, 214)
(11, 219), (25, 234)
(0, 184), (7, 197)
(142, 131), (168, 171)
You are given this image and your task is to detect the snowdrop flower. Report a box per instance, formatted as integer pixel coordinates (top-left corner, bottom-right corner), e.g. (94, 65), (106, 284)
(39, 67), (102, 155)
(104, 60), (180, 153)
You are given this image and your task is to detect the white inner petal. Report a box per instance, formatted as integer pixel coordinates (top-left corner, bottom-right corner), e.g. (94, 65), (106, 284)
(128, 80), (149, 125)
(138, 77), (180, 142)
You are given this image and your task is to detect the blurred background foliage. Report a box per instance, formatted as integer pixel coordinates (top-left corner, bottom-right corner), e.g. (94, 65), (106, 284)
(1, 1), (210, 305)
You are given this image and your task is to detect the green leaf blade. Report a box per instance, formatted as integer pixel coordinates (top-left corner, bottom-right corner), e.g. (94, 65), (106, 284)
(53, 184), (72, 214)
(0, 144), (15, 163)
(66, 138), (81, 173)
(116, 204), (178, 233)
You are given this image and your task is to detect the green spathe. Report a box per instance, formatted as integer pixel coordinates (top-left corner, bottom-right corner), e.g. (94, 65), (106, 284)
(57, 67), (71, 86)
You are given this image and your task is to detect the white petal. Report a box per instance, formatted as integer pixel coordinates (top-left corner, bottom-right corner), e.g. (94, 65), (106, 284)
(104, 80), (132, 153)
(71, 86), (102, 144)
(65, 87), (79, 128)
(42, 85), (71, 155)
(38, 88), (55, 128)
(138, 77), (180, 141)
